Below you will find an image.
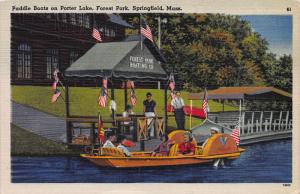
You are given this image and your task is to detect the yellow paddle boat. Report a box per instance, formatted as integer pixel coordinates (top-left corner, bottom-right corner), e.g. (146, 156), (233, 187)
(80, 130), (245, 168)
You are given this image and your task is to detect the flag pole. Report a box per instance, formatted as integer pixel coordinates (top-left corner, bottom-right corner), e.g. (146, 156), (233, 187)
(140, 13), (143, 51)
(189, 100), (192, 130)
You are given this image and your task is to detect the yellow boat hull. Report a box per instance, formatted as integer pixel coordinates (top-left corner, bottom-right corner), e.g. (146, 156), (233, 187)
(80, 148), (244, 168)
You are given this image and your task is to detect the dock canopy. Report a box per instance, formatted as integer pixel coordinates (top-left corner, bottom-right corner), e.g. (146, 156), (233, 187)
(189, 87), (292, 101)
(65, 40), (168, 80)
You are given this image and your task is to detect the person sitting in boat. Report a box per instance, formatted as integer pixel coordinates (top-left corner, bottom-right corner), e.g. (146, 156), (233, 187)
(103, 131), (117, 148)
(151, 135), (173, 156)
(202, 127), (220, 147)
(117, 135), (132, 157)
(177, 132), (195, 156)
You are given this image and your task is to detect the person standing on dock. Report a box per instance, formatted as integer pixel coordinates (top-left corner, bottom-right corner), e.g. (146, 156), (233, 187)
(143, 92), (157, 138)
(171, 91), (185, 129)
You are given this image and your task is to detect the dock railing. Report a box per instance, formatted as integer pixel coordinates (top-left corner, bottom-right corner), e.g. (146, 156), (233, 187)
(241, 111), (292, 136)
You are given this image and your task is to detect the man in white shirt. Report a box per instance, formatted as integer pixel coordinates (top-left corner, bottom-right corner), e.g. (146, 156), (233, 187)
(103, 132), (116, 148)
(171, 91), (185, 129)
(117, 135), (132, 157)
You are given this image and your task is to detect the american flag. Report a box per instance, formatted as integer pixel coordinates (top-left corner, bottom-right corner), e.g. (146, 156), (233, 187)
(202, 88), (209, 118)
(52, 80), (58, 90)
(99, 78), (108, 107)
(129, 81), (137, 106)
(51, 89), (61, 103)
(169, 74), (176, 99)
(141, 18), (153, 42)
(92, 27), (102, 42)
(51, 68), (61, 103)
(231, 120), (240, 145)
(98, 115), (105, 144)
(169, 74), (175, 91)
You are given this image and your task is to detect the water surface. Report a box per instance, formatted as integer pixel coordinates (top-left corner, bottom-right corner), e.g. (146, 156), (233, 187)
(11, 140), (292, 183)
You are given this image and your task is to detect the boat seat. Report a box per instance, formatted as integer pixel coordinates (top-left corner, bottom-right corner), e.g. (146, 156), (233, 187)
(101, 147), (125, 157)
(169, 144), (179, 156)
(195, 146), (203, 155)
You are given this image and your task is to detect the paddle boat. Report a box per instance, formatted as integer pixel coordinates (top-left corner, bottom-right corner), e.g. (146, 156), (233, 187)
(80, 130), (245, 168)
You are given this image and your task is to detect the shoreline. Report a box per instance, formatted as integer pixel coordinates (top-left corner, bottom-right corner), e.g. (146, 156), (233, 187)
(11, 124), (80, 156)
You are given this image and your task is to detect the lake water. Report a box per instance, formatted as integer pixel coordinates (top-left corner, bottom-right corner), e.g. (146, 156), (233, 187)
(11, 139), (292, 183)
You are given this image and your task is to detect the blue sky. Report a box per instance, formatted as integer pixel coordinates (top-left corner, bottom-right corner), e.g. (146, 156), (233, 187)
(241, 15), (292, 57)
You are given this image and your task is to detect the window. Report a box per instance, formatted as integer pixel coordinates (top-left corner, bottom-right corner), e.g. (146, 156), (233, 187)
(103, 25), (115, 37)
(46, 14), (52, 20)
(46, 49), (59, 79)
(70, 50), (79, 65)
(104, 25), (110, 37)
(17, 43), (32, 79)
(70, 14), (76, 25)
(62, 13), (67, 23)
(84, 15), (90, 28)
(110, 28), (115, 37)
(77, 14), (83, 26)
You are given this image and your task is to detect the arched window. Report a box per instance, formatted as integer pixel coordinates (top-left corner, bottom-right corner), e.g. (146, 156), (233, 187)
(17, 43), (32, 79)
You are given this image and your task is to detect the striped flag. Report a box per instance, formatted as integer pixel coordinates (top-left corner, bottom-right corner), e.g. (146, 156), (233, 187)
(51, 68), (62, 103)
(52, 80), (58, 90)
(99, 78), (108, 107)
(129, 81), (137, 106)
(92, 27), (102, 42)
(169, 74), (176, 99)
(98, 115), (105, 144)
(231, 120), (240, 145)
(141, 18), (153, 42)
(51, 89), (61, 103)
(202, 89), (210, 118)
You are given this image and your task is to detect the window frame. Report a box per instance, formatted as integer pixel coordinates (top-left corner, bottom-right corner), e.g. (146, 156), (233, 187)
(16, 43), (32, 79)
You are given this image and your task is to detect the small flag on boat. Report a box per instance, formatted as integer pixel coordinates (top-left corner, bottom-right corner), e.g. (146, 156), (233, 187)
(51, 89), (61, 103)
(231, 120), (240, 145)
(98, 116), (105, 144)
(129, 81), (137, 106)
(202, 88), (210, 118)
(140, 18), (153, 42)
(99, 77), (108, 107)
(92, 27), (102, 42)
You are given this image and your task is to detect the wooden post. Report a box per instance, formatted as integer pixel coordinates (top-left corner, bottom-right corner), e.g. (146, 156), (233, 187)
(222, 100), (225, 112)
(91, 123), (96, 144)
(111, 77), (115, 120)
(241, 112), (244, 135)
(189, 100), (192, 130)
(251, 111), (254, 134)
(278, 111), (282, 131)
(164, 85), (168, 133)
(65, 82), (72, 144)
(259, 111), (263, 132)
(124, 80), (128, 110)
(269, 111), (273, 131)
(285, 111), (289, 130)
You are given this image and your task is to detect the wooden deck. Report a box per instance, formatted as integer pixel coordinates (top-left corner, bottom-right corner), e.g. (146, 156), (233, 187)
(12, 101), (292, 149)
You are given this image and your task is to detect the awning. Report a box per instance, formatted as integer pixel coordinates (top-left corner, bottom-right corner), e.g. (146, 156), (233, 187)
(189, 87), (292, 101)
(192, 119), (232, 143)
(65, 40), (168, 80)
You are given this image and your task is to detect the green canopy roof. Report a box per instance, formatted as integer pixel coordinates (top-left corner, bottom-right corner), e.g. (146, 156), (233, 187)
(65, 40), (168, 80)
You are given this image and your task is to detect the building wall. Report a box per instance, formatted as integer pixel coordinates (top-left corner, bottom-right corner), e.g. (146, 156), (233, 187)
(11, 13), (128, 85)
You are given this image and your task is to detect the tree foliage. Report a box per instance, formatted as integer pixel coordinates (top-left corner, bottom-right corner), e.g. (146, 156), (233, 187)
(120, 14), (292, 93)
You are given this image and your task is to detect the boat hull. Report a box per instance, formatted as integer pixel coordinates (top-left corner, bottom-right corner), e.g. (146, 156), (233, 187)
(80, 150), (243, 168)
